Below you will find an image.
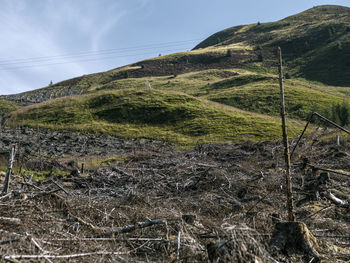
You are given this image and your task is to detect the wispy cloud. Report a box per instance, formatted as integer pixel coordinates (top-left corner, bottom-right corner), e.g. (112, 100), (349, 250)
(0, 0), (135, 94)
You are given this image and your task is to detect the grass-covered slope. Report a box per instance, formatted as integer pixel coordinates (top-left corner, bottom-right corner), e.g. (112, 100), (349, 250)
(0, 99), (19, 113)
(7, 88), (304, 146)
(202, 76), (350, 119)
(69, 68), (349, 121)
(195, 5), (350, 86)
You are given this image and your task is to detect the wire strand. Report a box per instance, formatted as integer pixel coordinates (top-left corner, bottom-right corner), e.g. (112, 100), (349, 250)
(0, 38), (202, 67)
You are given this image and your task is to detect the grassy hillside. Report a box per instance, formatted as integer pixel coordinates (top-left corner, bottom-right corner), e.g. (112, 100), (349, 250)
(72, 68), (350, 121)
(203, 76), (350, 119)
(195, 5), (350, 86)
(6, 66), (349, 145)
(7, 88), (305, 146)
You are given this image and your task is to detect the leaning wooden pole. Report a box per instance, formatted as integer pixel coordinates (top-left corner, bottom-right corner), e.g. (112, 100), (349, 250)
(277, 47), (295, 222)
(1, 144), (17, 195)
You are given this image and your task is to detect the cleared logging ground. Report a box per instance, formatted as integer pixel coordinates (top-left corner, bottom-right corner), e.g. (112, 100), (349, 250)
(0, 127), (349, 262)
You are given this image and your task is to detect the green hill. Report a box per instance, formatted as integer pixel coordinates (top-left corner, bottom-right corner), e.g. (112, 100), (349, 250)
(7, 88), (305, 146)
(195, 5), (350, 86)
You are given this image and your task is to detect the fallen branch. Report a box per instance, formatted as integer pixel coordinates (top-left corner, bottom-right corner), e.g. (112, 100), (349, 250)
(50, 180), (71, 196)
(198, 233), (271, 239)
(4, 251), (127, 260)
(308, 165), (350, 177)
(177, 231), (181, 260)
(0, 192), (12, 201)
(291, 112), (350, 159)
(93, 218), (166, 237)
(314, 235), (350, 239)
(302, 205), (334, 220)
(43, 237), (169, 242)
(0, 217), (21, 224)
(0, 229), (23, 237)
(324, 191), (347, 205)
(112, 167), (135, 179)
(246, 191), (272, 214)
(21, 182), (45, 192)
(26, 233), (48, 254)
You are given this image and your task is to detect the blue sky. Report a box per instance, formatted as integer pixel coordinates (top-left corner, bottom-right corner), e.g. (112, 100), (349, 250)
(1, 0), (350, 95)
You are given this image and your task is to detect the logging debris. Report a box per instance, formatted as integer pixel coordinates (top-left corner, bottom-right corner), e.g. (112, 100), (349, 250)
(0, 127), (349, 262)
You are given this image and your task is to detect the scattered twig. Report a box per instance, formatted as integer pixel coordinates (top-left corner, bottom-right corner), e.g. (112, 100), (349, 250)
(4, 251), (127, 260)
(291, 112), (350, 159)
(302, 205), (334, 220)
(314, 235), (350, 239)
(308, 164), (350, 177)
(112, 166), (135, 179)
(177, 230), (181, 260)
(21, 182), (45, 192)
(0, 217), (21, 224)
(93, 218), (166, 237)
(0, 192), (12, 201)
(50, 179), (71, 196)
(43, 237), (170, 242)
(26, 233), (53, 263)
(246, 191), (272, 214)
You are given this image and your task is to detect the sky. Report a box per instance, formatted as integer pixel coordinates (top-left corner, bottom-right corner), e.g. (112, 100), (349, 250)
(1, 0), (350, 95)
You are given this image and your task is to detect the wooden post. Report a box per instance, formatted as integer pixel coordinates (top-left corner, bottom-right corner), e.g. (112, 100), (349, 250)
(1, 144), (17, 195)
(278, 47), (295, 222)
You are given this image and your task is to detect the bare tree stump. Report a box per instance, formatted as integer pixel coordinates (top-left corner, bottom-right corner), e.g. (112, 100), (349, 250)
(1, 144), (17, 195)
(270, 222), (319, 258)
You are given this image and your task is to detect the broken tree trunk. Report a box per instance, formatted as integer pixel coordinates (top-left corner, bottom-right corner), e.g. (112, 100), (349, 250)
(270, 49), (318, 260)
(1, 144), (17, 195)
(278, 47), (295, 222)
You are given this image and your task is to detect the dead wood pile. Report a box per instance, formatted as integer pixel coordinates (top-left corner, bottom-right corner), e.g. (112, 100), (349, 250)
(0, 129), (349, 262)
